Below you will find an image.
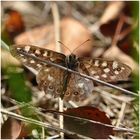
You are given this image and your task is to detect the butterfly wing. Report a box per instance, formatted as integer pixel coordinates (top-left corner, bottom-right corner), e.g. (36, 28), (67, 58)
(36, 66), (64, 97)
(64, 73), (94, 101)
(36, 66), (94, 101)
(78, 58), (132, 82)
(10, 44), (66, 72)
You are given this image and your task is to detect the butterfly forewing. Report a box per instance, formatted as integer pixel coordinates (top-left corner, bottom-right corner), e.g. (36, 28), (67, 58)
(10, 44), (132, 101)
(78, 58), (132, 82)
(10, 44), (66, 72)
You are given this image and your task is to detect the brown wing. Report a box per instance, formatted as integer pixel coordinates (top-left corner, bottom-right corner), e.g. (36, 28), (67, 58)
(36, 66), (94, 101)
(78, 58), (132, 82)
(36, 66), (64, 98)
(64, 73), (94, 101)
(10, 44), (66, 72)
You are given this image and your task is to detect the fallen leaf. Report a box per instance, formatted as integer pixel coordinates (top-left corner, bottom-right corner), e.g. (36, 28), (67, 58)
(1, 117), (23, 139)
(15, 17), (93, 57)
(64, 106), (113, 139)
(4, 8), (25, 38)
(103, 45), (138, 72)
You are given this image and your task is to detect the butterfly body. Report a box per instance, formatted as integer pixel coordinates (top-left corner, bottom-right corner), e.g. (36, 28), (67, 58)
(10, 44), (132, 101)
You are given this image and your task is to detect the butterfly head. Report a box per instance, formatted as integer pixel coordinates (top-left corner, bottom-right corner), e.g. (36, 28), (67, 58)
(66, 54), (78, 70)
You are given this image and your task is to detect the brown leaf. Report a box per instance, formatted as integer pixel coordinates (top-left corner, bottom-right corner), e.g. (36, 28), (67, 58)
(103, 45), (138, 72)
(64, 106), (114, 139)
(99, 2), (125, 25)
(4, 8), (25, 38)
(1, 117), (23, 139)
(15, 17), (93, 57)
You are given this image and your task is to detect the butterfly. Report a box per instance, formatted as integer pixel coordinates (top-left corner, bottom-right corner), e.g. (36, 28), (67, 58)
(10, 43), (132, 101)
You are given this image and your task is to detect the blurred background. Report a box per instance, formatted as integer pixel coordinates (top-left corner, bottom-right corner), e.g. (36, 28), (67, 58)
(1, 1), (139, 139)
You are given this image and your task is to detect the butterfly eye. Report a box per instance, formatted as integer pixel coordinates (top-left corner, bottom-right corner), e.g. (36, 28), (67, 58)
(65, 92), (70, 96)
(48, 85), (54, 90)
(74, 91), (79, 95)
(116, 67), (121, 71)
(56, 88), (61, 94)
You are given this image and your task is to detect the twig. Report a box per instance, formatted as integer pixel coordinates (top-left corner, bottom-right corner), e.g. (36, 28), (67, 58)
(116, 102), (126, 127)
(1, 109), (91, 139)
(51, 2), (64, 138)
(2, 97), (137, 134)
(17, 50), (138, 97)
(112, 14), (125, 46)
(38, 108), (137, 134)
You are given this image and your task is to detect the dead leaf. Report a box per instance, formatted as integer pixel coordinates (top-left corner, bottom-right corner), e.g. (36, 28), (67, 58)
(1, 117), (23, 139)
(64, 106), (113, 139)
(15, 17), (93, 57)
(103, 45), (138, 72)
(4, 9), (25, 38)
(99, 2), (125, 25)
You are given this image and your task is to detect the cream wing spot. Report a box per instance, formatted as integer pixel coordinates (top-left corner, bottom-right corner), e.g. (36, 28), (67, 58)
(77, 83), (84, 88)
(24, 46), (30, 52)
(94, 60), (99, 67)
(121, 67), (125, 70)
(94, 75), (99, 79)
(22, 58), (27, 62)
(112, 61), (118, 69)
(101, 61), (107, 67)
(35, 49), (41, 55)
(103, 68), (110, 73)
(30, 60), (35, 64)
(37, 64), (42, 68)
(101, 74), (107, 78)
(114, 70), (119, 75)
(110, 75), (116, 80)
(91, 70), (96, 75)
(48, 75), (54, 81)
(43, 52), (48, 57)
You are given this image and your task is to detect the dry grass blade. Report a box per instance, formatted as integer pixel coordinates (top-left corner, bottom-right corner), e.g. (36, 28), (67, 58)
(1, 109), (92, 139)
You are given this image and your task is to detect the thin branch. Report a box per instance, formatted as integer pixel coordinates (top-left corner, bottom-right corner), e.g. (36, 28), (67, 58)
(3, 97), (137, 134)
(1, 109), (91, 139)
(18, 50), (138, 97)
(38, 108), (137, 134)
(51, 2), (64, 138)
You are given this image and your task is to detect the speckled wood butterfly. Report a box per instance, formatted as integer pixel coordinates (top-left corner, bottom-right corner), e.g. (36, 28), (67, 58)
(10, 44), (131, 101)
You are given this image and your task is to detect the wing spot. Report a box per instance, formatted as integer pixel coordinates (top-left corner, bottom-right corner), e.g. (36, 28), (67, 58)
(110, 76), (116, 80)
(43, 52), (48, 57)
(48, 75), (54, 81)
(91, 70), (96, 75)
(101, 74), (107, 78)
(24, 46), (30, 52)
(104, 68), (110, 73)
(101, 61), (107, 67)
(30, 60), (35, 63)
(121, 67), (125, 70)
(50, 57), (55, 61)
(44, 69), (50, 72)
(94, 75), (99, 79)
(22, 58), (27, 62)
(37, 64), (42, 68)
(77, 83), (84, 88)
(114, 70), (119, 75)
(112, 61), (118, 69)
(94, 60), (99, 67)
(74, 92), (79, 95)
(35, 49), (41, 55)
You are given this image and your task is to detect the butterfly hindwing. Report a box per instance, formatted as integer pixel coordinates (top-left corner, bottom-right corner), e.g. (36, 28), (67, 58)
(36, 66), (94, 101)
(10, 44), (66, 71)
(78, 58), (132, 82)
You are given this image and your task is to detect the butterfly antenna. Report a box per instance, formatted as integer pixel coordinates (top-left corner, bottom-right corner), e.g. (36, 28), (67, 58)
(72, 39), (90, 53)
(58, 41), (72, 54)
